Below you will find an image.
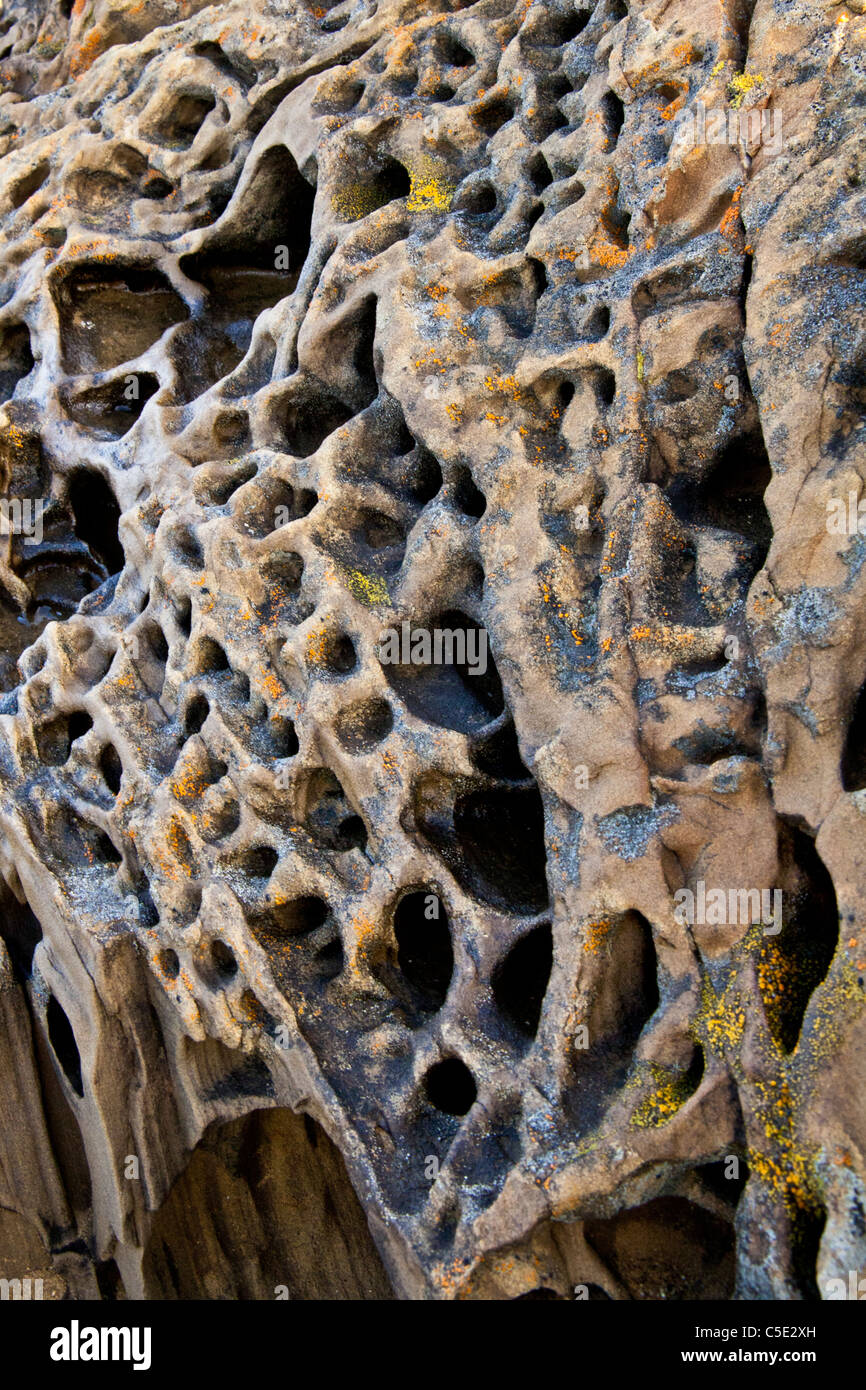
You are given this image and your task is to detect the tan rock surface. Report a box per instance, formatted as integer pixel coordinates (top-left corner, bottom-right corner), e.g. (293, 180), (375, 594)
(0, 0), (861, 1300)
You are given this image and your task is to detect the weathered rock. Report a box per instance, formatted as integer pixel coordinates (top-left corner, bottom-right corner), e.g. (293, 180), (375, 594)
(0, 0), (862, 1301)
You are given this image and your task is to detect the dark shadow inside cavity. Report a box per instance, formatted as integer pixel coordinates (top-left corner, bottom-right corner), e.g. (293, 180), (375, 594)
(492, 922), (553, 1039)
(413, 774), (549, 915)
(425, 1057), (476, 1116)
(393, 890), (453, 1012)
(381, 612), (503, 735)
(68, 469), (124, 575)
(46, 995), (84, 1097)
(52, 263), (189, 374)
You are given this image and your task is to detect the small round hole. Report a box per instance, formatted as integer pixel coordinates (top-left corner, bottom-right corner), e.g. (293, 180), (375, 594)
(211, 940), (237, 979)
(425, 1057), (476, 1116)
(334, 697), (393, 752)
(156, 948), (179, 980)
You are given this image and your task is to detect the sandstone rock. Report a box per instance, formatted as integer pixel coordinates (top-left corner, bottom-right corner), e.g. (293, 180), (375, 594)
(0, 0), (861, 1301)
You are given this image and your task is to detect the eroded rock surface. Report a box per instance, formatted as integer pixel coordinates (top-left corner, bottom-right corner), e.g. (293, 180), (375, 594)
(0, 0), (863, 1300)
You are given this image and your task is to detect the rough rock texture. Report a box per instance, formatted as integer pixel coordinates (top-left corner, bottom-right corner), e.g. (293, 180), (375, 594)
(0, 0), (863, 1300)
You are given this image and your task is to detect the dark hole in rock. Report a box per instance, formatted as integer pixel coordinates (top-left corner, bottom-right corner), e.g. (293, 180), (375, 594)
(211, 940), (238, 979)
(46, 995), (84, 1097)
(436, 32), (474, 66)
(698, 1158), (749, 1205)
(280, 386), (353, 458)
(393, 414), (416, 455)
(601, 90), (625, 147)
(53, 263), (189, 374)
(177, 149), (315, 399)
(667, 429), (772, 567)
(359, 510), (400, 551)
(339, 156), (410, 222)
(556, 381), (576, 416)
(0, 323), (33, 401)
(405, 447), (442, 504)
(425, 1057), (476, 1116)
(657, 369), (700, 403)
(555, 8), (592, 42)
(236, 475), (317, 539)
(68, 469), (124, 575)
(61, 372), (159, 438)
(363, 513), (400, 555)
(203, 796), (241, 842)
(195, 638), (229, 674)
(67, 710), (92, 743)
(457, 181), (497, 215)
(10, 159), (50, 208)
(469, 720), (529, 780)
(151, 93), (216, 148)
(760, 821), (839, 1055)
(239, 990), (277, 1033)
(453, 786), (548, 913)
(334, 697), (393, 752)
(184, 693), (209, 736)
(170, 525), (205, 570)
(524, 6), (591, 46)
(156, 948), (179, 980)
(593, 366), (616, 408)
(247, 712), (298, 759)
(95, 1259), (127, 1300)
(473, 98), (515, 136)
(313, 631), (357, 677)
(0, 878), (43, 977)
(138, 884), (159, 927)
(321, 9), (350, 33)
(141, 175), (173, 199)
(173, 883), (202, 928)
(382, 612), (503, 734)
(256, 896), (330, 937)
(529, 257), (549, 300)
(415, 774), (549, 915)
(35, 710), (91, 764)
(590, 910), (660, 1059)
(394, 890), (453, 1010)
(584, 1196), (735, 1299)
(348, 294), (379, 409)
(841, 678), (866, 791)
(143, 622), (169, 664)
(195, 459), (258, 508)
(337, 814), (366, 850)
(302, 768), (367, 851)
(527, 152), (553, 191)
(664, 654), (728, 692)
(584, 304), (610, 340)
(174, 595), (192, 636)
(452, 465), (486, 518)
(235, 845), (278, 879)
(315, 937), (344, 978)
(492, 922), (553, 1038)
(141, 1108), (394, 1298)
(790, 1199), (826, 1301)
